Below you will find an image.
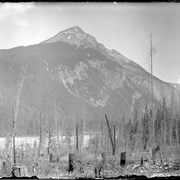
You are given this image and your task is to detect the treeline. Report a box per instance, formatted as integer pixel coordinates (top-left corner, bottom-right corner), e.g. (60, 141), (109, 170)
(87, 97), (180, 157)
(112, 97), (180, 155)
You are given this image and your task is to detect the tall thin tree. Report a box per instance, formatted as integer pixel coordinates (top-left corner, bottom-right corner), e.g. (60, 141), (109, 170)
(76, 122), (79, 151)
(147, 34), (156, 146)
(12, 57), (29, 167)
(38, 111), (42, 157)
(54, 93), (58, 143)
(150, 34), (154, 145)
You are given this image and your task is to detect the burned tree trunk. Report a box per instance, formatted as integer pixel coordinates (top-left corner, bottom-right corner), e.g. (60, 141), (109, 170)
(11, 62), (27, 169)
(47, 131), (50, 155)
(38, 111), (42, 157)
(76, 122), (79, 151)
(47, 130), (52, 156)
(105, 114), (116, 155)
(113, 125), (116, 155)
(12, 109), (16, 166)
(49, 153), (53, 163)
(68, 153), (76, 173)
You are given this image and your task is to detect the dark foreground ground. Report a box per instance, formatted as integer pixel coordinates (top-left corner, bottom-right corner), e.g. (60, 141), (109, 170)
(1, 175), (180, 180)
(1, 153), (180, 180)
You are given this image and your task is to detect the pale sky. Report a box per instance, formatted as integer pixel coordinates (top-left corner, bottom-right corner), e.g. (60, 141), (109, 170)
(0, 2), (180, 84)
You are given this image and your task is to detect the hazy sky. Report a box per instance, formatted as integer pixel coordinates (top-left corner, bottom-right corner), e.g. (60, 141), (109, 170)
(0, 3), (180, 84)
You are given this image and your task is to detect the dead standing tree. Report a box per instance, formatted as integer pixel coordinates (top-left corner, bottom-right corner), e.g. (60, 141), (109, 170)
(48, 130), (53, 163)
(38, 111), (43, 157)
(68, 122), (79, 173)
(105, 114), (126, 165)
(94, 152), (106, 178)
(12, 58), (29, 169)
(76, 122), (79, 151)
(105, 114), (116, 155)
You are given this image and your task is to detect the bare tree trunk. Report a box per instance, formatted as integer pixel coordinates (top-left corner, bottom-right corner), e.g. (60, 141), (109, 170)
(48, 131), (51, 155)
(12, 113), (16, 166)
(38, 111), (42, 157)
(113, 125), (116, 155)
(105, 114), (115, 155)
(33, 115), (36, 136)
(54, 94), (59, 146)
(12, 65), (26, 167)
(76, 122), (78, 151)
(101, 121), (104, 150)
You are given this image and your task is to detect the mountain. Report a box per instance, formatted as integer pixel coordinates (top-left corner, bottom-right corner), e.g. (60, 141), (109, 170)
(0, 26), (179, 136)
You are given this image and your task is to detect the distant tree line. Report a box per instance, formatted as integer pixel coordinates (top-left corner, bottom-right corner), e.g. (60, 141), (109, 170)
(1, 92), (180, 159)
(117, 97), (180, 156)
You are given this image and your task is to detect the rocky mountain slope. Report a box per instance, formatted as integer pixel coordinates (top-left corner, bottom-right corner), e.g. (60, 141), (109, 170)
(0, 26), (179, 135)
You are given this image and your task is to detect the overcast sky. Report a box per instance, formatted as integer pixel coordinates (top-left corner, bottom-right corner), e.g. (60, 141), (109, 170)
(0, 3), (180, 84)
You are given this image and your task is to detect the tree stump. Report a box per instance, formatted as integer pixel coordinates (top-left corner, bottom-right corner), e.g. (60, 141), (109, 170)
(68, 153), (76, 173)
(120, 152), (126, 166)
(95, 166), (101, 178)
(94, 152), (106, 178)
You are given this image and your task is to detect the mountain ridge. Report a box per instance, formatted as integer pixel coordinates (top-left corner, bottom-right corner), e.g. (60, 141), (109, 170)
(0, 26), (179, 136)
(40, 26), (174, 87)
(41, 26), (141, 68)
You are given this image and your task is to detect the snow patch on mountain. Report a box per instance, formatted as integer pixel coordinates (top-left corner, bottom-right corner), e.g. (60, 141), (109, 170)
(53, 60), (110, 107)
(101, 68), (125, 90)
(9, 65), (14, 72)
(57, 62), (88, 86)
(89, 93), (109, 107)
(87, 59), (105, 70)
(43, 59), (49, 71)
(131, 92), (142, 112)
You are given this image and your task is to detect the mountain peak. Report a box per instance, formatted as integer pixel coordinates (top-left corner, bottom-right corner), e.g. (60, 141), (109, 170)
(41, 26), (99, 49)
(67, 26), (84, 33)
(41, 26), (136, 66)
(60, 26), (85, 35)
